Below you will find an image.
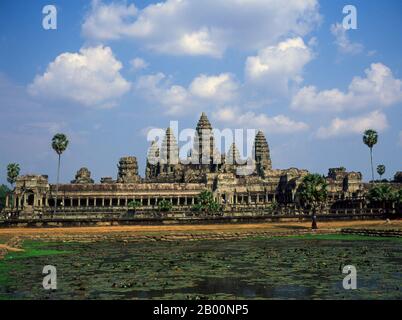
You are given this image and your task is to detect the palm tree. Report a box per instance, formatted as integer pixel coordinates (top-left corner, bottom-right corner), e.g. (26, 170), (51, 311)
(376, 164), (385, 181)
(367, 184), (395, 214)
(7, 163), (20, 209)
(7, 163), (20, 188)
(296, 174), (328, 229)
(363, 129), (378, 182)
(51, 133), (69, 215)
(192, 190), (222, 215)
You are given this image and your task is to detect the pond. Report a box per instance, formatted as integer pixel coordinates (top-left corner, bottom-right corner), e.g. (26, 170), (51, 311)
(1, 234), (401, 299)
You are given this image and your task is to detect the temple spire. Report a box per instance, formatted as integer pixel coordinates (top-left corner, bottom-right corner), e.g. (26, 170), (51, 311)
(160, 127), (179, 165)
(193, 112), (219, 165)
(254, 130), (272, 173)
(196, 112), (213, 131)
(227, 143), (242, 165)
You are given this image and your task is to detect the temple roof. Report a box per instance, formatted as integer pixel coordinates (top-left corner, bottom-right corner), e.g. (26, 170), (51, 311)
(196, 112), (213, 131)
(227, 143), (242, 165)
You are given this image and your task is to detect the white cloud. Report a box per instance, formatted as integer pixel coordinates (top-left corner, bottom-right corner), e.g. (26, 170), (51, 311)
(28, 46), (131, 108)
(291, 63), (402, 112)
(135, 72), (238, 115)
(82, 0), (321, 57)
(130, 57), (148, 71)
(316, 110), (388, 139)
(82, 0), (138, 40)
(19, 122), (67, 135)
(330, 23), (363, 55)
(189, 73), (238, 101)
(245, 37), (313, 91)
(213, 107), (309, 134)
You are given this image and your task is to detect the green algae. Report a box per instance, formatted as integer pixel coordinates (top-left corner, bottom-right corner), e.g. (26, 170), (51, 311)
(0, 237), (401, 300)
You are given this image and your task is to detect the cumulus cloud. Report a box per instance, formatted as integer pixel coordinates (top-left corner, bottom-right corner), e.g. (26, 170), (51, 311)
(135, 72), (239, 115)
(82, 0), (138, 40)
(189, 73), (238, 101)
(330, 23), (364, 55)
(28, 46), (131, 108)
(245, 37), (313, 91)
(291, 63), (402, 112)
(213, 107), (309, 134)
(130, 57), (148, 71)
(82, 0), (321, 57)
(316, 110), (388, 139)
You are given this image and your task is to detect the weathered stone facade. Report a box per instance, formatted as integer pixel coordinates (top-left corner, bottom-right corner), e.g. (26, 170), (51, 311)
(5, 113), (372, 217)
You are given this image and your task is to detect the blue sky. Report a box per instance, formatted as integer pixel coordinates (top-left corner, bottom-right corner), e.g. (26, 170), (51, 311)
(0, 0), (401, 185)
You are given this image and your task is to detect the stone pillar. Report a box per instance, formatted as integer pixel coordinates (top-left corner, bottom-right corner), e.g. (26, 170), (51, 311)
(184, 196), (188, 205)
(102, 198), (105, 206)
(5, 194), (9, 208)
(192, 197), (195, 205)
(86, 198), (89, 207)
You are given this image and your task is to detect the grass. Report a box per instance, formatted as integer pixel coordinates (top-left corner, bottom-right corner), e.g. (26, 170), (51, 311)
(281, 234), (402, 242)
(0, 240), (74, 290)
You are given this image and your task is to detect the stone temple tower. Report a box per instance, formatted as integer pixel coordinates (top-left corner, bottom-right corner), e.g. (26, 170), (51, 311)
(192, 112), (219, 166)
(117, 156), (140, 183)
(254, 131), (272, 175)
(226, 143), (242, 165)
(145, 140), (160, 179)
(160, 127), (179, 174)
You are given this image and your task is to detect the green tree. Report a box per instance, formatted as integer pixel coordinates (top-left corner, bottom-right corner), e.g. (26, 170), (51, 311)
(51, 133), (69, 215)
(363, 129), (378, 182)
(128, 200), (141, 213)
(7, 163), (20, 188)
(376, 164), (386, 180)
(296, 174), (328, 228)
(192, 190), (222, 215)
(158, 199), (173, 212)
(7, 163), (20, 209)
(367, 184), (397, 212)
(0, 184), (11, 211)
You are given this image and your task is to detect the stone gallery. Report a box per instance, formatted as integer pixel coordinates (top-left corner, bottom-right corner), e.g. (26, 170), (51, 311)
(6, 113), (366, 217)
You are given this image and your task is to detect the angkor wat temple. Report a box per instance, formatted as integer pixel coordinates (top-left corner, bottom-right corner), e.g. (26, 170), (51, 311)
(5, 113), (372, 218)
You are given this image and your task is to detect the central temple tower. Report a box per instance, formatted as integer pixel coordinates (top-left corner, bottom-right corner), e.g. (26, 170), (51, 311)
(192, 112), (220, 167)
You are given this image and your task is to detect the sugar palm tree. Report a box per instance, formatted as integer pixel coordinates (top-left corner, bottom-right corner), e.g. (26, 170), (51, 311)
(363, 129), (378, 183)
(6, 163), (20, 209)
(51, 133), (69, 215)
(7, 163), (20, 188)
(376, 164), (385, 181)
